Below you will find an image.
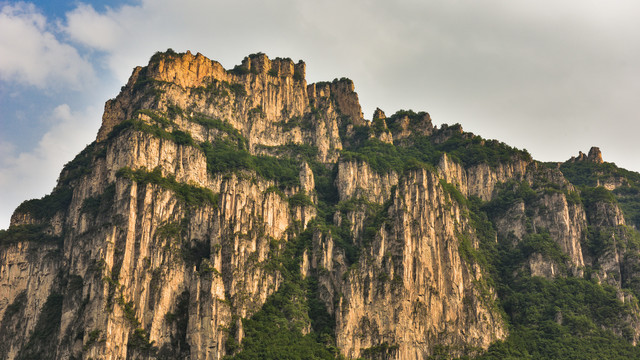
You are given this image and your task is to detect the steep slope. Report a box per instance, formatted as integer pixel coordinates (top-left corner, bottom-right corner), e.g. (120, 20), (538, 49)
(2, 50), (640, 360)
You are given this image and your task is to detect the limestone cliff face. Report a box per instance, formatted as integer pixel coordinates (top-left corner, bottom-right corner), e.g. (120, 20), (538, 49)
(332, 169), (505, 358)
(0, 241), (62, 359)
(336, 160), (399, 204)
(437, 152), (529, 201)
(3, 50), (640, 360)
(4, 128), (310, 359)
(491, 166), (587, 277)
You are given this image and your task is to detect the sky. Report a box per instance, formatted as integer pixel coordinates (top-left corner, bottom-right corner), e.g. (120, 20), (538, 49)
(1, 0), (639, 229)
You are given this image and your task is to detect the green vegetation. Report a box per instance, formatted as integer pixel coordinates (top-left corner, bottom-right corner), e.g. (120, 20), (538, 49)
(385, 109), (429, 133)
(360, 197), (393, 251)
(314, 77), (353, 90)
(224, 227), (337, 359)
(457, 232), (481, 266)
(440, 180), (466, 205)
(460, 178), (640, 360)
(166, 103), (184, 119)
(477, 277), (640, 360)
(519, 232), (569, 265)
(128, 327), (156, 354)
(228, 83), (247, 97)
(154, 219), (221, 275)
(340, 124), (530, 175)
(614, 186), (640, 229)
(274, 115), (315, 132)
(84, 329), (102, 349)
(436, 129), (530, 168)
(371, 117), (388, 137)
(305, 159), (361, 264)
(248, 106), (265, 118)
(107, 118), (196, 146)
(117, 166), (217, 207)
(341, 138), (409, 174)
(293, 67), (304, 82)
(362, 342), (399, 359)
(148, 48), (184, 64)
(561, 160), (640, 228)
(13, 187), (73, 221)
(131, 107), (247, 149)
(156, 220), (187, 241)
(560, 160), (640, 188)
(200, 140), (301, 189)
(136, 109), (172, 127)
(580, 186), (617, 214)
(466, 197), (497, 270)
(229, 64), (250, 76)
(58, 142), (104, 186)
(584, 226), (620, 260)
(10, 144), (101, 220)
(482, 181), (537, 217)
(107, 108), (308, 191)
(81, 184), (116, 219)
(288, 192), (313, 208)
(115, 294), (156, 354)
(478, 181), (573, 275)
(190, 114), (246, 147)
(0, 224), (62, 246)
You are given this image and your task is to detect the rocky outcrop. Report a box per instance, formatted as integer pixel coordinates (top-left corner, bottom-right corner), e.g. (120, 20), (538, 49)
(466, 160), (529, 201)
(308, 78), (364, 126)
(568, 146), (604, 164)
(533, 192), (586, 272)
(490, 169), (586, 277)
(336, 160), (398, 204)
(436, 150), (529, 201)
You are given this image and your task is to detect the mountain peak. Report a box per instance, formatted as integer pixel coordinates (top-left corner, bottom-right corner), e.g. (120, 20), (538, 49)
(569, 146), (604, 164)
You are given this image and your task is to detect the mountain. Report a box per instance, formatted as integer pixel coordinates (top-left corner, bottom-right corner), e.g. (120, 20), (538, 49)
(2, 50), (640, 359)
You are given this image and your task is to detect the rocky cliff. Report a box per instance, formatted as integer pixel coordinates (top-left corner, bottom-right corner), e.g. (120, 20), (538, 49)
(3, 50), (640, 359)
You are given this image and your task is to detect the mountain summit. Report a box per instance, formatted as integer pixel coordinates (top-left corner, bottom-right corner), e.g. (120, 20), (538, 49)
(2, 50), (640, 359)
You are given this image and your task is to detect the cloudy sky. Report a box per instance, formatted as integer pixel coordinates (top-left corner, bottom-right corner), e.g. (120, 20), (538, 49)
(1, 0), (639, 229)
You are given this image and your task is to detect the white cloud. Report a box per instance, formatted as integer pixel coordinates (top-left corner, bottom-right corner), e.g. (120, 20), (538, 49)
(0, 103), (101, 229)
(0, 3), (95, 89)
(63, 4), (122, 51)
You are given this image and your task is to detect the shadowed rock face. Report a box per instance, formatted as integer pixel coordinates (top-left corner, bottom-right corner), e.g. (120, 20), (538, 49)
(2, 51), (640, 359)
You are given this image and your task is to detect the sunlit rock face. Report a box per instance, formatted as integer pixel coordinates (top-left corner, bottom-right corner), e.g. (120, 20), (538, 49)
(3, 51), (640, 360)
